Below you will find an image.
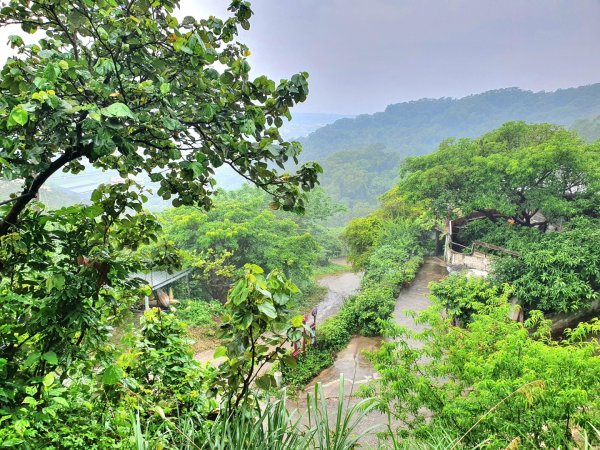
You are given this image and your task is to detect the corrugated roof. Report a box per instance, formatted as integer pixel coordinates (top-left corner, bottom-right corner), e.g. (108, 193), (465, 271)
(131, 268), (192, 290)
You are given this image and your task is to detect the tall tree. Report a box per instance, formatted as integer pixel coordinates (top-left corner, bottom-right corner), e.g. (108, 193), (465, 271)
(0, 2), (320, 438)
(398, 122), (600, 229)
(0, 0), (321, 237)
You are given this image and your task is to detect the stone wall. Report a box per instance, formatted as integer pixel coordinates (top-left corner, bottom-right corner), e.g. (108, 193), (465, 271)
(445, 249), (493, 275)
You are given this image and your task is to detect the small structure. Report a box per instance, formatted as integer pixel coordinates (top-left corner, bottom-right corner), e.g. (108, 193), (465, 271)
(444, 216), (519, 276)
(132, 268), (193, 310)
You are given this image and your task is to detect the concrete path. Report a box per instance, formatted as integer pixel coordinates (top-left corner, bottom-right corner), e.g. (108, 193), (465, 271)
(296, 257), (448, 448)
(314, 270), (362, 325)
(393, 257), (448, 346)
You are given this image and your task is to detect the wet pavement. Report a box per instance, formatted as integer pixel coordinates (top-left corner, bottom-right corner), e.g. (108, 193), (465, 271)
(314, 270), (362, 325)
(393, 257), (448, 349)
(195, 257), (449, 448)
(296, 257), (448, 448)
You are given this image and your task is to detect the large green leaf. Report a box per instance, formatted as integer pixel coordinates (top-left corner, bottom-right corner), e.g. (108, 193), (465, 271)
(213, 346), (228, 358)
(257, 301), (277, 319)
(101, 365), (124, 385)
(255, 374), (277, 390)
(101, 102), (136, 119)
(8, 106), (28, 127)
(42, 351), (58, 365)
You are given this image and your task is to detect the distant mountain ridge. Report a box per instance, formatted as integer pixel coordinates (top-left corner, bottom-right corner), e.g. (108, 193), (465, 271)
(280, 112), (353, 140)
(300, 84), (600, 160)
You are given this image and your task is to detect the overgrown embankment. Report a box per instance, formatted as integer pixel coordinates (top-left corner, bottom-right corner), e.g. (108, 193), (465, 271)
(283, 219), (428, 389)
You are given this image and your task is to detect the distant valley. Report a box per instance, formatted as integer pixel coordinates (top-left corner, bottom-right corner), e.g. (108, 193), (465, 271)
(7, 85), (600, 216)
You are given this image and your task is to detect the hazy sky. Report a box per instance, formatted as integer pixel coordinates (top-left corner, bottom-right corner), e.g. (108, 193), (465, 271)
(2, 1), (600, 115)
(179, 0), (600, 114)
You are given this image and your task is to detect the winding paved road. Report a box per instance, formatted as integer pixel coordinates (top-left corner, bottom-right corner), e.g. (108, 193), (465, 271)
(297, 257), (448, 447)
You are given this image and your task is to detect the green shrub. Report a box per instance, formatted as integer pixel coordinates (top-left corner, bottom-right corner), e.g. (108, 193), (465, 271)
(342, 215), (383, 269)
(491, 218), (600, 313)
(317, 315), (351, 352)
(343, 286), (396, 337)
(281, 347), (334, 389)
(175, 299), (224, 326)
(369, 304), (600, 448)
(430, 273), (513, 325)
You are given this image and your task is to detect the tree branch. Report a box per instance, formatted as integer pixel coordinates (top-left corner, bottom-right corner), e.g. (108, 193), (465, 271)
(0, 149), (83, 237)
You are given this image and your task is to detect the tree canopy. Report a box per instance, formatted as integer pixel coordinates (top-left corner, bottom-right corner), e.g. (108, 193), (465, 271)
(398, 122), (600, 229)
(156, 187), (321, 300)
(0, 0), (321, 238)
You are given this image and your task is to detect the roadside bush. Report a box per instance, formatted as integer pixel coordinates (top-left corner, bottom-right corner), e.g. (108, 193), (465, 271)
(281, 347), (333, 389)
(430, 273), (513, 325)
(342, 286), (396, 337)
(317, 315), (352, 352)
(342, 215), (383, 269)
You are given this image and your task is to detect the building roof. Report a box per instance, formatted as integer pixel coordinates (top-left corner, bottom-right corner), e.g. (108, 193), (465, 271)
(131, 268), (192, 290)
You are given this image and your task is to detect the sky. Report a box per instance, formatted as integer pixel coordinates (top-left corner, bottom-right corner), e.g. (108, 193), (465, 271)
(178, 0), (600, 115)
(2, 1), (600, 115)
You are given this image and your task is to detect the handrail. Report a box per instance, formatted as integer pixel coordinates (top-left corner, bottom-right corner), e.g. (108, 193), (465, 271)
(472, 241), (520, 257)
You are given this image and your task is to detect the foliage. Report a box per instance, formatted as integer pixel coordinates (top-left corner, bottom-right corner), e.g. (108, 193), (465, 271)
(430, 274), (513, 325)
(452, 218), (544, 258)
(343, 205), (429, 269)
(0, 0), (321, 240)
(119, 308), (217, 415)
(318, 145), (401, 217)
(281, 347), (333, 389)
(306, 374), (380, 450)
(572, 114), (600, 143)
(276, 187), (346, 264)
(175, 299), (224, 327)
(316, 315), (351, 353)
(183, 249), (237, 301)
(0, 182), (159, 442)
(342, 218), (427, 337)
(490, 218), (600, 312)
(134, 376), (378, 450)
(361, 220), (426, 293)
(0, 264), (315, 447)
(0, 305), (217, 448)
(312, 262), (350, 278)
(301, 85), (600, 160)
(342, 215), (383, 269)
(341, 287), (396, 337)
(157, 187), (329, 300)
(297, 216), (427, 386)
(398, 122), (600, 229)
(213, 264), (307, 409)
(367, 302), (600, 449)
(193, 394), (307, 450)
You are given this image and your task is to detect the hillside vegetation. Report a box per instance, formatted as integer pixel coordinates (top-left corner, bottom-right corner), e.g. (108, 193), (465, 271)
(572, 115), (600, 142)
(345, 122), (600, 448)
(301, 84), (600, 160)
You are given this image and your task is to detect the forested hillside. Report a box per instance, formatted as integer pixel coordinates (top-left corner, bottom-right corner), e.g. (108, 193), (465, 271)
(572, 115), (600, 142)
(301, 84), (600, 160)
(318, 145), (401, 221)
